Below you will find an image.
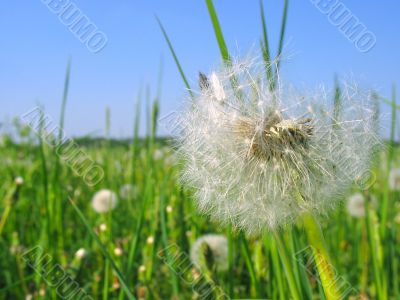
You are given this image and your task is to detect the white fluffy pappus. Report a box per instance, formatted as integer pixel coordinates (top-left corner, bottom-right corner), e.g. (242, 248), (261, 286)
(119, 184), (138, 200)
(91, 189), (118, 213)
(389, 168), (400, 191)
(346, 193), (365, 218)
(176, 57), (379, 234)
(190, 234), (228, 272)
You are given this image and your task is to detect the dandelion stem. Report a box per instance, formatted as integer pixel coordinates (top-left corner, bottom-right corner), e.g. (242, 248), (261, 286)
(302, 213), (341, 300)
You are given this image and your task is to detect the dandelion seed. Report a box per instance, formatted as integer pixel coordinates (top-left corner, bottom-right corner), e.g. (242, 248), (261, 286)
(177, 57), (379, 233)
(210, 72), (226, 102)
(346, 193), (365, 218)
(91, 189), (117, 213)
(190, 234), (228, 272)
(75, 248), (87, 259)
(389, 168), (400, 191)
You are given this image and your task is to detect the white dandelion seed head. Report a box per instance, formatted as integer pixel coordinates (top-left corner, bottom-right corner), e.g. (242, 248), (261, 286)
(346, 193), (365, 218)
(176, 57), (379, 234)
(166, 205), (173, 214)
(99, 223), (107, 232)
(153, 149), (164, 160)
(114, 247), (123, 256)
(91, 189), (118, 213)
(119, 184), (138, 200)
(75, 248), (87, 259)
(15, 176), (24, 186)
(190, 234), (228, 272)
(389, 168), (400, 191)
(138, 265), (146, 273)
(146, 236), (154, 245)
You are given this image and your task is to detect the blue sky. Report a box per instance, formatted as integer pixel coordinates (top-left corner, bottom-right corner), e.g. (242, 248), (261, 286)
(0, 1), (399, 137)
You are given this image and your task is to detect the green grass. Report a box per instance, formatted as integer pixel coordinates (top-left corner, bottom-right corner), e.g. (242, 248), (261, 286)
(1, 1), (399, 299)
(0, 113), (399, 299)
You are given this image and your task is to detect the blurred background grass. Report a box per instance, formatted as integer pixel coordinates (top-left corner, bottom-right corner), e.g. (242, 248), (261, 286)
(1, 1), (399, 299)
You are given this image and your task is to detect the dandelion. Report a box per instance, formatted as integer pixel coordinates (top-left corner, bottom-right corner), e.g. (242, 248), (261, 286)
(190, 234), (228, 272)
(389, 168), (400, 191)
(75, 248), (87, 259)
(15, 176), (24, 186)
(114, 247), (123, 256)
(99, 223), (107, 232)
(346, 193), (365, 218)
(153, 149), (164, 160)
(146, 236), (154, 245)
(166, 205), (173, 214)
(138, 265), (146, 273)
(177, 57), (378, 234)
(119, 184), (138, 200)
(91, 189), (117, 213)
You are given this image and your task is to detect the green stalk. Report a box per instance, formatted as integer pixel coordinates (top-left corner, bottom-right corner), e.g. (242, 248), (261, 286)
(272, 231), (302, 300)
(268, 237), (286, 299)
(274, 0), (289, 78)
(53, 59), (71, 264)
(380, 84), (396, 238)
(259, 0), (274, 90)
(366, 203), (387, 300)
(159, 183), (180, 297)
(302, 213), (341, 300)
(156, 16), (193, 98)
(239, 235), (261, 297)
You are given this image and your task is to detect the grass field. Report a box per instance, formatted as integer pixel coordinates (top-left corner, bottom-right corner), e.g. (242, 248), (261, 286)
(1, 1), (399, 299)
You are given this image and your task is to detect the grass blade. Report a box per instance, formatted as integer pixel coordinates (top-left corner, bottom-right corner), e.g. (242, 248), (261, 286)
(205, 0), (230, 63)
(156, 16), (193, 98)
(260, 0), (274, 90)
(275, 0), (289, 74)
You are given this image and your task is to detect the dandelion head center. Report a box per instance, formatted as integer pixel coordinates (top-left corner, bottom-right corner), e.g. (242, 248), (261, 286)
(235, 113), (313, 161)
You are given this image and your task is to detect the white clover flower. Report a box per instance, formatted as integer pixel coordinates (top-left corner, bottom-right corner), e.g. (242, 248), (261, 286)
(346, 193), (365, 218)
(389, 168), (400, 191)
(177, 57), (379, 234)
(119, 184), (138, 200)
(91, 189), (118, 213)
(190, 234), (228, 272)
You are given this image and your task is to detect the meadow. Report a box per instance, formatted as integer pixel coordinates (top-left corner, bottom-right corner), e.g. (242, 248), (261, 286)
(1, 1), (400, 299)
